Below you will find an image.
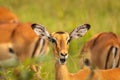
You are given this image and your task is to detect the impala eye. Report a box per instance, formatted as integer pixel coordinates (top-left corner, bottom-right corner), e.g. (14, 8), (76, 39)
(51, 38), (56, 44)
(67, 38), (71, 44)
(9, 48), (15, 54)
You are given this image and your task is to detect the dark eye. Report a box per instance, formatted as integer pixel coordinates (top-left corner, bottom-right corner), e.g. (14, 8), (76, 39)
(51, 38), (56, 43)
(67, 38), (71, 44)
(9, 48), (15, 53)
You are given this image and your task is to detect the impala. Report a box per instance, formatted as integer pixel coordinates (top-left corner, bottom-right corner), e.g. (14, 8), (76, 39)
(0, 22), (49, 71)
(80, 32), (120, 69)
(0, 7), (19, 23)
(32, 23), (120, 80)
(118, 36), (120, 44)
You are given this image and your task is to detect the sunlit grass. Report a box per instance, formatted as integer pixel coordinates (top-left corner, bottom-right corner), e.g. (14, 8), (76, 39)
(0, 0), (120, 80)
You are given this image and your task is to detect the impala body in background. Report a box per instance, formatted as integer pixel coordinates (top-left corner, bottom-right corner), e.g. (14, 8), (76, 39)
(32, 23), (120, 80)
(80, 32), (120, 69)
(0, 7), (19, 23)
(0, 23), (49, 71)
(118, 36), (120, 44)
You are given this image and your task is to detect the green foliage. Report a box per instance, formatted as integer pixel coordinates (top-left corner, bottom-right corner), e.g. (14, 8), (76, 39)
(0, 0), (120, 80)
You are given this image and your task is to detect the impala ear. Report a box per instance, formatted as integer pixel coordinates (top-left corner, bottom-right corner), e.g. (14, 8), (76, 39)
(69, 24), (91, 39)
(31, 23), (50, 39)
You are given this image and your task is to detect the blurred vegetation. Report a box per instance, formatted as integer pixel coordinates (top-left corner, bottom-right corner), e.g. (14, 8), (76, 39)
(0, 0), (120, 80)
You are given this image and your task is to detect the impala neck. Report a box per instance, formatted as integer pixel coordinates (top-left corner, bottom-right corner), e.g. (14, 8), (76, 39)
(55, 61), (70, 80)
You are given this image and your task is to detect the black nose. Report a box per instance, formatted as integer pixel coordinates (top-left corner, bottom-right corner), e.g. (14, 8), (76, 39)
(60, 53), (67, 56)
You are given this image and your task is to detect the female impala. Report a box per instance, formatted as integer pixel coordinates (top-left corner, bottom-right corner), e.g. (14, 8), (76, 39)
(32, 23), (120, 80)
(0, 22), (49, 71)
(80, 32), (120, 69)
(0, 7), (19, 23)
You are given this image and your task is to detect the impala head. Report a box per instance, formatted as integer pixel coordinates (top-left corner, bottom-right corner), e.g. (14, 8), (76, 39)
(31, 23), (90, 64)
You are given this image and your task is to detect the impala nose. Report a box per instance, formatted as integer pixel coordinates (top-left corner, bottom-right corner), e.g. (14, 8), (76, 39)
(61, 53), (67, 56)
(59, 53), (68, 64)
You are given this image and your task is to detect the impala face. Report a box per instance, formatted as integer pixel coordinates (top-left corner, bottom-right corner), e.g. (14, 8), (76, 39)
(50, 32), (69, 64)
(31, 23), (90, 64)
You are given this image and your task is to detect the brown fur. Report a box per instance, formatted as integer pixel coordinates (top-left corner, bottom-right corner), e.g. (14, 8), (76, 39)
(51, 32), (120, 80)
(80, 32), (120, 69)
(51, 32), (69, 57)
(0, 23), (49, 71)
(70, 68), (120, 80)
(0, 7), (19, 23)
(32, 23), (120, 80)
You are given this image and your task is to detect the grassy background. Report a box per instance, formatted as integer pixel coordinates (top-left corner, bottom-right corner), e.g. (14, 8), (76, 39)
(0, 0), (120, 80)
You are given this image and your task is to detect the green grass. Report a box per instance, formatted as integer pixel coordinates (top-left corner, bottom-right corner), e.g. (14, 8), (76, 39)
(0, 0), (120, 80)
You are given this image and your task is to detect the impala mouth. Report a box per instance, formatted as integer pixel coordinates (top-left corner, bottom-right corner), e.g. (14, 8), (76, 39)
(59, 58), (66, 64)
(59, 53), (68, 64)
